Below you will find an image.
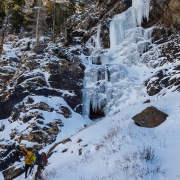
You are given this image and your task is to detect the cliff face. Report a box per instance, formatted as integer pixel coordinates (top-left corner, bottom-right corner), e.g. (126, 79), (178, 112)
(65, 0), (131, 48)
(66, 0), (180, 44)
(150, 0), (180, 29)
(0, 38), (86, 174)
(66, 0), (180, 116)
(67, 0), (180, 98)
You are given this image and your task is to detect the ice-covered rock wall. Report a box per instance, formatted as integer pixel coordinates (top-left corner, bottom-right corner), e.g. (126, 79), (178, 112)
(82, 0), (152, 118)
(110, 0), (150, 49)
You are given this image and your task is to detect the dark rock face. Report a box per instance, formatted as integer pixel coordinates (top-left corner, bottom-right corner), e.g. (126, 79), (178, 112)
(0, 43), (84, 172)
(145, 65), (180, 96)
(65, 0), (131, 49)
(52, 47), (74, 62)
(141, 32), (180, 69)
(60, 106), (72, 118)
(0, 56), (20, 104)
(0, 46), (83, 118)
(0, 143), (21, 171)
(87, 0), (129, 48)
(89, 103), (105, 119)
(27, 102), (54, 112)
(143, 99), (150, 104)
(2, 166), (24, 180)
(144, 70), (164, 96)
(33, 44), (48, 54)
(132, 106), (168, 127)
(141, 0), (180, 30)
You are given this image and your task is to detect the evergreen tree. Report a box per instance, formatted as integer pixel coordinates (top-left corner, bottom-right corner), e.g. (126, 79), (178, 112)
(9, 4), (24, 33)
(0, 0), (13, 53)
(45, 0), (76, 41)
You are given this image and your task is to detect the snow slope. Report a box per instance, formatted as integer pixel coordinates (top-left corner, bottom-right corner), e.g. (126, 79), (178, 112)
(14, 90), (180, 180)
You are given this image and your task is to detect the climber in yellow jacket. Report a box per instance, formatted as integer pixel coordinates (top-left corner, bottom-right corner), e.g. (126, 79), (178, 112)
(17, 146), (36, 179)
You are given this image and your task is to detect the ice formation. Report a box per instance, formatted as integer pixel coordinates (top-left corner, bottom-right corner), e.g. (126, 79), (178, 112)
(82, 0), (151, 117)
(90, 24), (101, 49)
(110, 0), (150, 49)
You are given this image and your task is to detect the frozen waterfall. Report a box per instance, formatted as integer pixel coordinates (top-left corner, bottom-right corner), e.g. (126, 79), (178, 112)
(82, 0), (151, 118)
(110, 0), (150, 49)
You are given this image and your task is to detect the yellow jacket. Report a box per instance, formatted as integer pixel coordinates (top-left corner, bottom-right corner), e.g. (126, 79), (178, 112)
(20, 146), (36, 165)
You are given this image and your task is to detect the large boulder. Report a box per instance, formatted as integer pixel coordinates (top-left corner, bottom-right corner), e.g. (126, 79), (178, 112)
(132, 106), (168, 127)
(2, 166), (24, 180)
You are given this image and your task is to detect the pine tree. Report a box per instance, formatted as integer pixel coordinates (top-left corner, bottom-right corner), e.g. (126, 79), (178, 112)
(9, 4), (24, 33)
(45, 0), (76, 42)
(0, 0), (13, 53)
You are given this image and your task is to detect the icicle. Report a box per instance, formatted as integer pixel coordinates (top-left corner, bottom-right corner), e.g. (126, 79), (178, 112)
(110, 20), (118, 49)
(132, 0), (143, 7)
(96, 24), (101, 48)
(107, 89), (112, 102)
(105, 66), (108, 81)
(143, 0), (150, 20)
(144, 28), (153, 41)
(82, 89), (91, 116)
(92, 69), (99, 82)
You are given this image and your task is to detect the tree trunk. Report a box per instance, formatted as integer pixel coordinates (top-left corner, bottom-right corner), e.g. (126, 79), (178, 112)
(52, 0), (56, 43)
(0, 32), (5, 54)
(0, 17), (8, 54)
(36, 7), (40, 45)
(0, 10), (11, 54)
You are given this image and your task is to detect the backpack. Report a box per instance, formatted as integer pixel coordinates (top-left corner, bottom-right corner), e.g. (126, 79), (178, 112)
(40, 152), (48, 166)
(24, 151), (36, 165)
(30, 153), (36, 165)
(35, 151), (41, 165)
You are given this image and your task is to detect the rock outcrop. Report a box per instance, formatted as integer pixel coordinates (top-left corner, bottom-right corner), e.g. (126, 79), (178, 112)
(145, 65), (180, 96)
(0, 38), (85, 172)
(132, 106), (168, 127)
(2, 166), (24, 180)
(63, 0), (180, 98)
(65, 0), (132, 49)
